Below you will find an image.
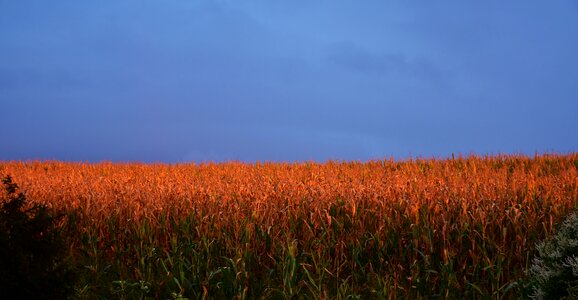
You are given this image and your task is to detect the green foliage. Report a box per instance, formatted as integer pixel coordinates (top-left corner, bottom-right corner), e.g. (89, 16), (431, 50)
(523, 211), (578, 299)
(0, 176), (76, 300)
(72, 201), (531, 299)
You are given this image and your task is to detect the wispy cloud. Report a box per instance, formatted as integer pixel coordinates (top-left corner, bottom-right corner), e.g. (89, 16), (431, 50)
(327, 42), (444, 82)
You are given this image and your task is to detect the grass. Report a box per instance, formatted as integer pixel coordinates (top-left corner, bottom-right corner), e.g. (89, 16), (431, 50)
(0, 153), (577, 298)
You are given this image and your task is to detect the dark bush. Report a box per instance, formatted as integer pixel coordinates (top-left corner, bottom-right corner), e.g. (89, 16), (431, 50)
(0, 175), (75, 300)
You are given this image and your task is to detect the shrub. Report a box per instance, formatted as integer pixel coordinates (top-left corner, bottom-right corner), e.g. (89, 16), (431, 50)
(524, 211), (578, 299)
(0, 175), (75, 300)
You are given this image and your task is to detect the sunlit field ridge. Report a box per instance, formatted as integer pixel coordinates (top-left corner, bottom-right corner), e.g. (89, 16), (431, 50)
(1, 154), (577, 298)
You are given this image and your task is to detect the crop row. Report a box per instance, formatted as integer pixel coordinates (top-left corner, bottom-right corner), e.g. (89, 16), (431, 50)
(1, 154), (577, 298)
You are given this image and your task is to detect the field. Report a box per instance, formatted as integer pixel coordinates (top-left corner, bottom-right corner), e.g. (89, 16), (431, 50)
(1, 154), (577, 299)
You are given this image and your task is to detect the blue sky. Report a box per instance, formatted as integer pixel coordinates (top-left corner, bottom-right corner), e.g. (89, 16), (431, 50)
(1, 1), (577, 162)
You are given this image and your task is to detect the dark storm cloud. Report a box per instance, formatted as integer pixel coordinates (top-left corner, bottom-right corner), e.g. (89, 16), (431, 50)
(327, 42), (444, 82)
(0, 0), (577, 162)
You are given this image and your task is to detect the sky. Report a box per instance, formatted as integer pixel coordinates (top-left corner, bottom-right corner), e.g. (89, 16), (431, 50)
(1, 1), (577, 163)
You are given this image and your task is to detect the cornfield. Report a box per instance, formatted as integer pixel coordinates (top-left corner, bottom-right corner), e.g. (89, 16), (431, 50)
(1, 154), (577, 298)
